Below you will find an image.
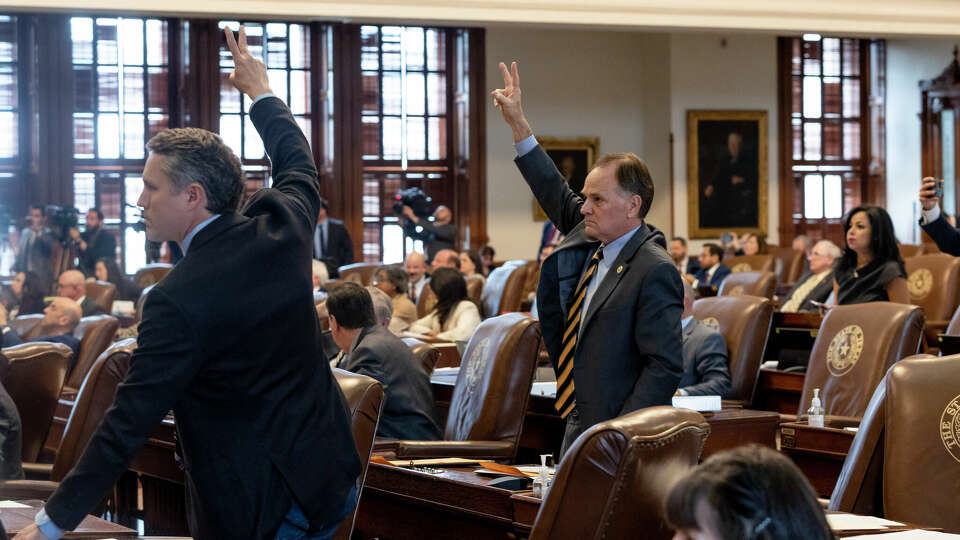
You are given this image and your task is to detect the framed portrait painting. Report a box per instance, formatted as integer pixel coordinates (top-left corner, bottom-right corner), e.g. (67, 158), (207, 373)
(686, 110), (768, 238)
(532, 136), (599, 221)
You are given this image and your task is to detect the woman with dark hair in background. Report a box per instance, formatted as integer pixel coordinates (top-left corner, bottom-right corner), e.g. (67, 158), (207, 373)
(408, 267), (480, 341)
(94, 257), (142, 302)
(666, 445), (833, 540)
(479, 245), (496, 277)
(7, 271), (46, 317)
(459, 250), (485, 282)
(833, 205), (908, 305)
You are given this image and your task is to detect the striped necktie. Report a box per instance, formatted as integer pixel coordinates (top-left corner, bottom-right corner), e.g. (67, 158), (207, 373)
(555, 245), (603, 419)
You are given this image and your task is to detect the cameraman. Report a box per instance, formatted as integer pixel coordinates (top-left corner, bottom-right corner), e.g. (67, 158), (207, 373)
(13, 205), (55, 295)
(401, 205), (455, 263)
(69, 208), (117, 277)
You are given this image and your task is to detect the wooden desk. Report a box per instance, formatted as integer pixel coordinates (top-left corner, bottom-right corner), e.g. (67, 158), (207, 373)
(780, 421), (856, 497)
(753, 368), (805, 414)
(2, 501), (137, 538)
(431, 381), (779, 462)
(762, 311), (821, 369)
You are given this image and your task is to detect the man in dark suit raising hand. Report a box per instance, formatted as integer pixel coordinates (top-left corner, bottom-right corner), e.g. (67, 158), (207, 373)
(491, 61), (684, 456)
(17, 26), (359, 540)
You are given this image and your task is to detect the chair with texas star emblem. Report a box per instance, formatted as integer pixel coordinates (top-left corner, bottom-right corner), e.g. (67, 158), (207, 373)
(718, 271), (776, 299)
(829, 354), (960, 533)
(724, 254), (775, 275)
(903, 255), (960, 350)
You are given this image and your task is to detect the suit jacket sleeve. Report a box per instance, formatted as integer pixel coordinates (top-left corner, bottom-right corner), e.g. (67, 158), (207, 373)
(44, 288), (204, 530)
(248, 96), (321, 233)
(342, 343), (387, 387)
(515, 146), (584, 235)
(681, 330), (732, 397)
(1, 328), (22, 348)
(336, 222), (354, 265)
(921, 215), (960, 256)
(618, 261), (685, 415)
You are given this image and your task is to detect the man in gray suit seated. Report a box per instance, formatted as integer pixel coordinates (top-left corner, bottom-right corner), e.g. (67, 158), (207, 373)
(675, 282), (732, 397)
(328, 283), (441, 441)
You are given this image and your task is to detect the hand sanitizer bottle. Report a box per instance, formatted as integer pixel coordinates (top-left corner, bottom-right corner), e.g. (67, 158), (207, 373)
(532, 453), (552, 498)
(807, 388), (825, 428)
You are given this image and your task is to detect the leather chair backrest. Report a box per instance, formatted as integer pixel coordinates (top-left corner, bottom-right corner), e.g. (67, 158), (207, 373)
(464, 274), (485, 307)
(530, 407), (710, 540)
(799, 302), (924, 419)
(0, 342), (72, 462)
(718, 271), (776, 299)
(51, 339), (136, 481)
(446, 314), (540, 459)
(401, 337), (440, 375)
(499, 261), (535, 314)
(773, 246), (805, 284)
(66, 315), (119, 390)
(85, 280), (117, 314)
(416, 283), (437, 319)
(11, 314), (43, 340)
(480, 260), (525, 318)
(520, 261), (541, 301)
(133, 263), (173, 289)
(330, 368), (385, 540)
(338, 263), (379, 286)
(724, 254), (774, 274)
(897, 243), (923, 259)
(904, 254), (960, 321)
(692, 295), (774, 404)
(948, 303), (960, 335)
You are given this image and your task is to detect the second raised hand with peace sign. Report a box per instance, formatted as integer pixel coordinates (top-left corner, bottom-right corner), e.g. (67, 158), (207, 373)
(223, 25), (273, 101)
(491, 61), (534, 143)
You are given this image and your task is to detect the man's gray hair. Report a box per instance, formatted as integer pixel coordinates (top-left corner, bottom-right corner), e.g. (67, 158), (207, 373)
(813, 239), (842, 259)
(366, 286), (393, 327)
(146, 127), (244, 214)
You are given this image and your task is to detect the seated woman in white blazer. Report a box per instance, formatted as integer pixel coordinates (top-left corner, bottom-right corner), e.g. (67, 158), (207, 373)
(408, 267), (481, 341)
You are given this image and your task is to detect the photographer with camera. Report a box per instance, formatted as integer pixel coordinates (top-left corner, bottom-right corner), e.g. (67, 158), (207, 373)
(13, 205), (55, 295)
(919, 176), (960, 254)
(400, 202), (455, 263)
(68, 209), (117, 277)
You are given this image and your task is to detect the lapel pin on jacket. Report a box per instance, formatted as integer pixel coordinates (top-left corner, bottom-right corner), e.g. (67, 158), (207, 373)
(617, 265), (623, 274)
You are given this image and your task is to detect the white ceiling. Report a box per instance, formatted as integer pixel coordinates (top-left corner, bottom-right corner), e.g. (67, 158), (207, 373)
(2, 0), (960, 37)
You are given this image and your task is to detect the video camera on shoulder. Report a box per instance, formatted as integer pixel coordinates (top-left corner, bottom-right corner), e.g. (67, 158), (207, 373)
(393, 187), (433, 219)
(45, 205), (79, 240)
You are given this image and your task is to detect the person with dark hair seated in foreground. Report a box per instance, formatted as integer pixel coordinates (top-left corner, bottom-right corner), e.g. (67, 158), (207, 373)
(833, 204), (909, 305)
(675, 282), (731, 397)
(329, 283), (441, 440)
(666, 445), (833, 540)
(408, 267), (481, 341)
(0, 297), (82, 359)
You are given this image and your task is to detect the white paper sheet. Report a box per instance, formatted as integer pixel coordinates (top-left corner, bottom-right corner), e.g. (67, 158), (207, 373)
(845, 531), (960, 538)
(0, 500), (30, 508)
(827, 513), (904, 530)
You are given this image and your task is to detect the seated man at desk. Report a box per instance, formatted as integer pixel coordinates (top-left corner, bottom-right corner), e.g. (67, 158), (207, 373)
(687, 243), (731, 288)
(0, 297), (82, 359)
(676, 282), (731, 397)
(780, 240), (840, 313)
(329, 283), (441, 440)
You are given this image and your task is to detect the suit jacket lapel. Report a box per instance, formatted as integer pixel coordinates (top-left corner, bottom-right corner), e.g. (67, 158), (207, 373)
(580, 225), (649, 335)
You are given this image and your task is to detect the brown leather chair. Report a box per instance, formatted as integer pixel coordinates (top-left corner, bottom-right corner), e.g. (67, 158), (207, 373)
(499, 261), (535, 313)
(65, 314), (120, 392)
(520, 260), (541, 300)
(692, 295), (774, 405)
(0, 342), (72, 463)
(401, 337), (441, 375)
(86, 280), (117, 314)
(134, 283), (156, 323)
(904, 254), (960, 347)
(772, 246), (805, 284)
(133, 263), (173, 288)
(330, 368), (385, 540)
(725, 254), (775, 274)
(415, 282), (437, 319)
(464, 274), (485, 307)
(718, 271), (776, 299)
(529, 407), (710, 540)
(796, 302), (924, 422)
(385, 313), (541, 460)
(480, 260), (526, 318)
(338, 262), (379, 286)
(831, 354), (960, 533)
(10, 313), (44, 339)
(897, 243), (924, 259)
(1, 340), (136, 498)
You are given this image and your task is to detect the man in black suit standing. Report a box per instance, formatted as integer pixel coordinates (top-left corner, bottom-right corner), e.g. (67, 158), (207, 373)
(329, 283), (441, 440)
(69, 209), (117, 277)
(314, 197), (354, 273)
(18, 26), (359, 540)
(492, 62), (684, 456)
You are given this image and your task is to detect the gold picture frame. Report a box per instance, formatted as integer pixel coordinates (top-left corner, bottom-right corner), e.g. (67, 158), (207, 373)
(532, 136), (600, 221)
(686, 110), (768, 238)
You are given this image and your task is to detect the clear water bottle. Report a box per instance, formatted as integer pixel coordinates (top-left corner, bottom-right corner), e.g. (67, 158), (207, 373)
(807, 388), (825, 428)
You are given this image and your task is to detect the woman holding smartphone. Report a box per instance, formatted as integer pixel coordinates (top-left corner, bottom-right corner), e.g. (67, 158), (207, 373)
(833, 204), (909, 305)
